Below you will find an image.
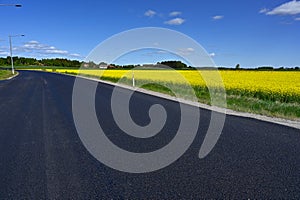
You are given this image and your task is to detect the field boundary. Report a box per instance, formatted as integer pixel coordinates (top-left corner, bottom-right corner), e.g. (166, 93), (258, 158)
(0, 71), (19, 81)
(6, 72), (19, 80)
(20, 70), (300, 130)
(67, 72), (300, 130)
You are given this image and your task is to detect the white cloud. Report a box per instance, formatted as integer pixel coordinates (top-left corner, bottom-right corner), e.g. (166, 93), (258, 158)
(23, 40), (44, 50)
(259, 8), (269, 14)
(70, 53), (81, 57)
(212, 15), (224, 20)
(156, 50), (168, 54)
(45, 49), (68, 54)
(14, 41), (82, 58)
(178, 48), (194, 56)
(0, 46), (8, 56)
(209, 52), (216, 57)
(144, 10), (156, 17)
(169, 11), (182, 17)
(0, 51), (8, 56)
(266, 0), (300, 15)
(143, 50), (169, 57)
(295, 17), (300, 20)
(164, 18), (185, 25)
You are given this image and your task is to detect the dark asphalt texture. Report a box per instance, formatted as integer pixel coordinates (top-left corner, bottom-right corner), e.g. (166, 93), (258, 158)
(0, 71), (299, 199)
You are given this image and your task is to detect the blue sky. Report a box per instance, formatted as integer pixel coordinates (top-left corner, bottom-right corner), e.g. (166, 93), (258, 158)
(0, 0), (300, 68)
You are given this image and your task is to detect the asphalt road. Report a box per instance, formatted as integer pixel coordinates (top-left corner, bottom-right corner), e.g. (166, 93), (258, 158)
(0, 71), (299, 199)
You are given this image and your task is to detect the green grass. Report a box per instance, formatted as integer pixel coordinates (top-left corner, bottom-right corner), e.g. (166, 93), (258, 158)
(0, 70), (14, 80)
(226, 96), (300, 119)
(140, 83), (176, 97)
(145, 84), (300, 120)
(107, 77), (300, 120)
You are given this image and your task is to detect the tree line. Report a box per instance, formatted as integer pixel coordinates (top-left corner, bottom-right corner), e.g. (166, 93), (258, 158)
(0, 57), (193, 69)
(106, 61), (193, 69)
(218, 63), (300, 71)
(0, 56), (299, 70)
(0, 56), (81, 68)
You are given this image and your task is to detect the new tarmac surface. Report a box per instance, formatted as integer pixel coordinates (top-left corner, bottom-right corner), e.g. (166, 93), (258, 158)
(0, 71), (299, 199)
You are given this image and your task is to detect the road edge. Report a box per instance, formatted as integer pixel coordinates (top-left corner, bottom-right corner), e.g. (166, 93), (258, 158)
(5, 71), (19, 80)
(73, 73), (300, 130)
(23, 70), (300, 130)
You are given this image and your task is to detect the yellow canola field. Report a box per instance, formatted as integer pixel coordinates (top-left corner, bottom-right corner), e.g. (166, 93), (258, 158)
(55, 69), (300, 102)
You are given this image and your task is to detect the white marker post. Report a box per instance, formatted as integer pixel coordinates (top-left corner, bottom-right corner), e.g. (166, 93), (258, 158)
(132, 70), (135, 87)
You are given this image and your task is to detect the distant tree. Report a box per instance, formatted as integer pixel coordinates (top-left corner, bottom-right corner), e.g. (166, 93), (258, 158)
(123, 64), (135, 69)
(158, 61), (187, 69)
(235, 64), (240, 69)
(257, 66), (274, 70)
